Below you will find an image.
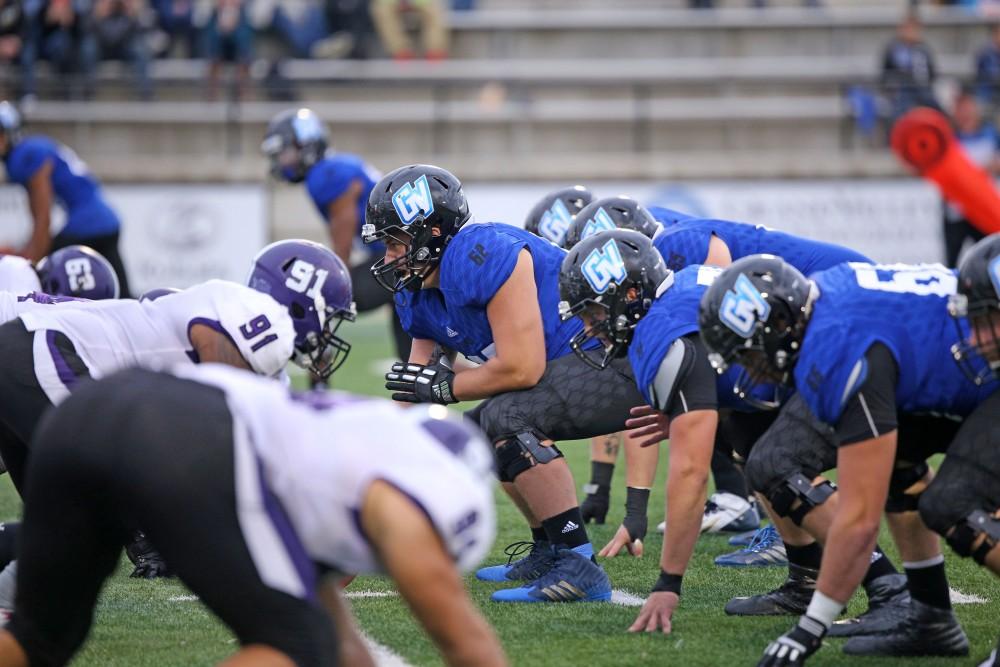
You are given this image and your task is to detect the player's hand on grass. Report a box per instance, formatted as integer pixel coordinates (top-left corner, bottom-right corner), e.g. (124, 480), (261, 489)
(598, 523), (644, 558)
(757, 617), (825, 667)
(628, 591), (679, 634)
(625, 405), (669, 447)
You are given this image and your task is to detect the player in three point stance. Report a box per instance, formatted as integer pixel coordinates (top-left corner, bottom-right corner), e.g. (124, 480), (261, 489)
(0, 364), (504, 667)
(364, 164), (619, 603)
(700, 255), (997, 665)
(932, 234), (1000, 667)
(0, 245), (119, 302)
(262, 108), (410, 362)
(0, 102), (131, 296)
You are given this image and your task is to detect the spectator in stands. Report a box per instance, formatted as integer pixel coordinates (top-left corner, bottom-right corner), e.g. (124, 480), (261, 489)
(152, 0), (197, 57)
(93, 0), (152, 100)
(270, 0), (370, 60)
(881, 13), (939, 119)
(942, 89), (1000, 266)
(975, 23), (1000, 110)
(202, 0), (253, 100)
(0, 0), (26, 99)
(370, 0), (448, 61)
(23, 0), (98, 100)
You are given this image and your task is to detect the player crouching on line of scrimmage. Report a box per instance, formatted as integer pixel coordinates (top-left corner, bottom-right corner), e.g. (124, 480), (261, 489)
(0, 363), (505, 667)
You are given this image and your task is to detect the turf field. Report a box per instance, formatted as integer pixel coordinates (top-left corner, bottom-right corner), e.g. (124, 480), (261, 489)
(2, 311), (997, 666)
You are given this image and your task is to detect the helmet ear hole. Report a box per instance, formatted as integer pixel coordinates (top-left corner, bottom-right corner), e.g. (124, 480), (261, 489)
(290, 302), (307, 319)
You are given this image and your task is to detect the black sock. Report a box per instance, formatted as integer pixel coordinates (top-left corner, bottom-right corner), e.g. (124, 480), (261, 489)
(531, 526), (547, 543)
(542, 507), (589, 550)
(863, 545), (899, 586)
(589, 461), (614, 492)
(784, 541), (823, 570)
(904, 556), (951, 610)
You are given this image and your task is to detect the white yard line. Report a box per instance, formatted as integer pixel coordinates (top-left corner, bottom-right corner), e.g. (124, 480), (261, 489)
(611, 589), (646, 607)
(167, 595), (199, 602)
(363, 634), (415, 667)
(345, 590), (399, 599)
(950, 587), (988, 605)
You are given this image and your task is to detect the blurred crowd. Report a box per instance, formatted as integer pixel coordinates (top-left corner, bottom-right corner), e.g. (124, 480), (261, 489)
(0, 0), (459, 102)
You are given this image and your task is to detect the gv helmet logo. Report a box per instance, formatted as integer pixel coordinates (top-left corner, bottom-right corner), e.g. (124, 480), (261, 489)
(581, 208), (617, 241)
(538, 200), (573, 245)
(719, 273), (771, 338)
(392, 175), (435, 226)
(582, 239), (627, 294)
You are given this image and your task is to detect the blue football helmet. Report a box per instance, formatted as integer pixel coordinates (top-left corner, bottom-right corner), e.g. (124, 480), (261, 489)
(261, 108), (329, 183)
(37, 245), (120, 300)
(247, 239), (356, 378)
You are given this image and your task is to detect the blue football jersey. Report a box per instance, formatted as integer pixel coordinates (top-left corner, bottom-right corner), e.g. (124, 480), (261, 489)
(653, 218), (870, 275)
(395, 222), (582, 362)
(629, 264), (767, 412)
(305, 153), (380, 239)
(796, 262), (998, 426)
(4, 136), (119, 237)
(647, 205), (696, 228)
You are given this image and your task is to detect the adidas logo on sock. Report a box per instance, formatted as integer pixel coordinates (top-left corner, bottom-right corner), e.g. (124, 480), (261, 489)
(561, 521), (579, 534)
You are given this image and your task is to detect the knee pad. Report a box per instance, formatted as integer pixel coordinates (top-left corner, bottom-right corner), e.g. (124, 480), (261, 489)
(945, 509), (1000, 565)
(768, 472), (837, 526)
(885, 462), (929, 513)
(494, 432), (563, 483)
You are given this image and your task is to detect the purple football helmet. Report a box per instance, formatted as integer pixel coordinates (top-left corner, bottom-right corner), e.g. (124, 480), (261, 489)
(139, 287), (181, 303)
(36, 245), (120, 300)
(247, 239), (356, 378)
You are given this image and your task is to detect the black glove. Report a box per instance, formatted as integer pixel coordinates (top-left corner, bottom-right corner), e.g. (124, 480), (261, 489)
(622, 486), (650, 542)
(580, 484), (609, 524)
(125, 531), (173, 580)
(757, 615), (826, 667)
(385, 359), (458, 405)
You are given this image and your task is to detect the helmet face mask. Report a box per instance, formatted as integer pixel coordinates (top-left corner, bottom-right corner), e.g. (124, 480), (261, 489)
(558, 229), (671, 371)
(363, 165), (471, 293)
(293, 306), (355, 379)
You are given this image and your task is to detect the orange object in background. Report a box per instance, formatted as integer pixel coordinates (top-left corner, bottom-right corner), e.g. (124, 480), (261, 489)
(890, 106), (1000, 235)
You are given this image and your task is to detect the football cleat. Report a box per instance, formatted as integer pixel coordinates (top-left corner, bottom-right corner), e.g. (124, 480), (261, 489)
(827, 573), (909, 637)
(702, 492), (761, 533)
(125, 531), (173, 579)
(475, 540), (554, 583)
(491, 545), (611, 603)
(725, 564), (816, 616)
(728, 528), (761, 547)
(842, 599), (969, 657)
(714, 525), (787, 567)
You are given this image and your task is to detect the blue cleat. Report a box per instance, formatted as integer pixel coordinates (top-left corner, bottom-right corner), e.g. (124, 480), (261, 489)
(714, 525), (788, 567)
(476, 540), (554, 582)
(491, 545), (611, 603)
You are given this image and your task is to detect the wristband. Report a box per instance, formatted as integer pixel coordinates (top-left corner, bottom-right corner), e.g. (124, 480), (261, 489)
(652, 570), (683, 596)
(625, 486), (650, 517)
(805, 590), (844, 628)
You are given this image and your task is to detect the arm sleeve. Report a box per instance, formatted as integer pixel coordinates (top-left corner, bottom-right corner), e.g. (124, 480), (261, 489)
(649, 334), (719, 421)
(443, 226), (524, 307)
(835, 342), (899, 446)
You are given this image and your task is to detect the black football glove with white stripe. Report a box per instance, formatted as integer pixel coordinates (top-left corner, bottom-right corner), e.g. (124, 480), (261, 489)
(757, 615), (826, 667)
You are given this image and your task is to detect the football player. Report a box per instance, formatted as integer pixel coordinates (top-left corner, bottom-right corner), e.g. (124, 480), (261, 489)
(364, 164), (622, 602)
(35, 245), (120, 300)
(700, 256), (996, 664)
(522, 189), (649, 532)
(0, 363), (504, 667)
(0, 102), (130, 296)
(262, 108), (410, 363)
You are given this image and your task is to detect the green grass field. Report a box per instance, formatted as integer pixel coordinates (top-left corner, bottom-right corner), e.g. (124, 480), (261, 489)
(3, 311), (997, 666)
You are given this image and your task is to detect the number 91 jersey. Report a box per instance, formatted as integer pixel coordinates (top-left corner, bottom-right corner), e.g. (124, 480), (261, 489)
(796, 262), (998, 426)
(18, 280), (295, 387)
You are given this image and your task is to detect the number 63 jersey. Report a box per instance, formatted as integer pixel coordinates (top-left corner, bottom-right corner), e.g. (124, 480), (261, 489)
(18, 280), (295, 390)
(796, 262), (999, 426)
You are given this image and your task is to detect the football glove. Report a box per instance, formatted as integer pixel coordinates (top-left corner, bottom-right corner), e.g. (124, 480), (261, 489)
(580, 486), (609, 524)
(385, 358), (458, 405)
(758, 615), (826, 667)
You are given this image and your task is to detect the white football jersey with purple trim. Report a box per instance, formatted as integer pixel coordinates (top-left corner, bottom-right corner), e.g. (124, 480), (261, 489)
(0, 255), (41, 295)
(19, 280), (295, 387)
(173, 363), (496, 589)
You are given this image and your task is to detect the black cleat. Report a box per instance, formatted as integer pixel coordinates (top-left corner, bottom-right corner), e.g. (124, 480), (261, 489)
(827, 573), (909, 637)
(724, 564), (816, 616)
(125, 530), (173, 579)
(842, 599), (969, 657)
